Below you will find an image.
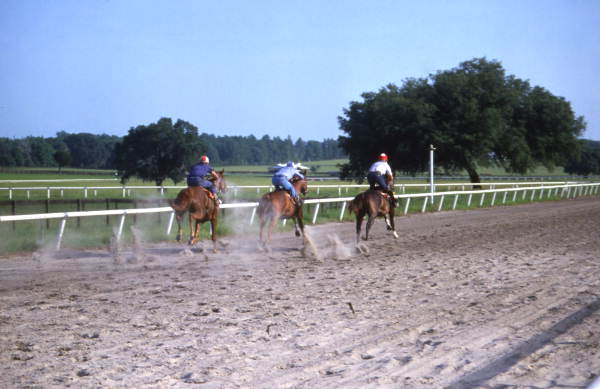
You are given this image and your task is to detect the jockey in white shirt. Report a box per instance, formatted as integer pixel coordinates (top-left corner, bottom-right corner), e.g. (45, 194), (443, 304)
(367, 153), (393, 191)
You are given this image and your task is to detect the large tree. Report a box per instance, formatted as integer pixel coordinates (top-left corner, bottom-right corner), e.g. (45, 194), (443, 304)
(338, 58), (585, 183)
(114, 118), (205, 186)
(564, 140), (600, 176)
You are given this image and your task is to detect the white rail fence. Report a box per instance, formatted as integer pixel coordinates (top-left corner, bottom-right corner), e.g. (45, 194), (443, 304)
(1, 183), (598, 251)
(0, 181), (575, 200)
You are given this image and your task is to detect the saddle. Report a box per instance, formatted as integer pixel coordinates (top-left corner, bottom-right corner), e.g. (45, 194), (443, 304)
(273, 187), (302, 207)
(197, 187), (219, 204)
(372, 189), (397, 207)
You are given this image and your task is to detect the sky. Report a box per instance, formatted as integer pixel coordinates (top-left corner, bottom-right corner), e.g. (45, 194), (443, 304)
(1, 0), (599, 142)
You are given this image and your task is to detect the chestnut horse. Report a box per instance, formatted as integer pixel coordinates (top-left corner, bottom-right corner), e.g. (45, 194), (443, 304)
(169, 170), (227, 251)
(257, 177), (308, 250)
(348, 174), (398, 243)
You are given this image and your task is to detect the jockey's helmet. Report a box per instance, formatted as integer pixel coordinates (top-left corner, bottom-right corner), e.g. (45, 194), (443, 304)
(200, 155), (209, 163)
(379, 153), (388, 161)
(286, 161), (294, 167)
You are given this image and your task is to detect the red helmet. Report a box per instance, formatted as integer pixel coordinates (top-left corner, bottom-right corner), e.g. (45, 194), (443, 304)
(200, 155), (209, 163)
(378, 153), (388, 161)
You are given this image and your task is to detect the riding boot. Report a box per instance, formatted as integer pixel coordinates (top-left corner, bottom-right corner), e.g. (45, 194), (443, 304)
(387, 190), (397, 207)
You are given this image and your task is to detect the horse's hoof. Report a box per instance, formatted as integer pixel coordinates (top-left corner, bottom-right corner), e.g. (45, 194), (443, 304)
(295, 230), (301, 237)
(386, 226), (392, 231)
(393, 231), (399, 239)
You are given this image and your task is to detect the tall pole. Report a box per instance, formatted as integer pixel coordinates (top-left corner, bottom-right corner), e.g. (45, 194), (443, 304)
(430, 144), (436, 203)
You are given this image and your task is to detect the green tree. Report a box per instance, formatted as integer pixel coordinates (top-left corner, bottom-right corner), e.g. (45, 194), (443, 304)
(114, 118), (204, 186)
(564, 140), (600, 176)
(339, 58), (585, 183)
(53, 150), (72, 172)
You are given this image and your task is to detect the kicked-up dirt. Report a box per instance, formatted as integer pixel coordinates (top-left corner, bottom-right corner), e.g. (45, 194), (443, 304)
(0, 197), (599, 388)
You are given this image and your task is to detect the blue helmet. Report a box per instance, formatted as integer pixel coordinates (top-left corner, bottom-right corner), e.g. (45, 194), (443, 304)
(286, 161), (294, 167)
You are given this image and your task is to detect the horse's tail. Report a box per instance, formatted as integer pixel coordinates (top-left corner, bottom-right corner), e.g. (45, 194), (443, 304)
(169, 188), (189, 212)
(347, 194), (363, 215)
(257, 193), (272, 218)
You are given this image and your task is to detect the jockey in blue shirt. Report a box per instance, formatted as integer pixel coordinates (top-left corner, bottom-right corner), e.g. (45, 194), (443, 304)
(272, 161), (304, 203)
(187, 155), (218, 198)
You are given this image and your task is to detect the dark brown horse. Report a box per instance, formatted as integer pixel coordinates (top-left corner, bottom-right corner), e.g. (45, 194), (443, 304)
(257, 177), (308, 250)
(169, 170), (227, 251)
(348, 175), (398, 243)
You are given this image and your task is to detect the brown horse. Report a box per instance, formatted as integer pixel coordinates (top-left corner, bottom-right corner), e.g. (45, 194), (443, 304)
(257, 177), (308, 250)
(348, 175), (398, 243)
(169, 170), (227, 251)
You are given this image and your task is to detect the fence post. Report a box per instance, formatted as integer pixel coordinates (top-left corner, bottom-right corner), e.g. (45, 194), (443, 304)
(502, 191), (507, 204)
(339, 201), (346, 221)
(9, 187), (12, 200)
(491, 192), (496, 206)
(421, 197), (428, 213)
(467, 193), (473, 207)
(437, 195), (444, 211)
(166, 211), (175, 235)
(512, 190), (518, 202)
(84, 187), (88, 198)
(403, 198), (410, 215)
(479, 193), (486, 207)
(312, 203), (320, 224)
(249, 207), (256, 225)
(117, 213), (126, 242)
(47, 187), (51, 199)
(452, 194), (459, 210)
(56, 215), (67, 250)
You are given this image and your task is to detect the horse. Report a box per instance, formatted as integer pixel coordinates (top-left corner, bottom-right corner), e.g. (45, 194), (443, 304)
(348, 174), (398, 243)
(169, 170), (227, 251)
(257, 176), (308, 251)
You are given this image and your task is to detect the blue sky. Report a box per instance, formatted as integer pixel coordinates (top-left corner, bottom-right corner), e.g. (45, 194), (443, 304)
(1, 0), (599, 141)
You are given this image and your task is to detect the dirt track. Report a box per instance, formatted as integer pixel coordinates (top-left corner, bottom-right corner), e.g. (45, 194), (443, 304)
(1, 197), (599, 389)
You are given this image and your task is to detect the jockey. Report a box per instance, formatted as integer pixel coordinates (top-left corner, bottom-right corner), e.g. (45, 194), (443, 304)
(187, 155), (219, 199)
(272, 161), (304, 204)
(367, 153), (396, 205)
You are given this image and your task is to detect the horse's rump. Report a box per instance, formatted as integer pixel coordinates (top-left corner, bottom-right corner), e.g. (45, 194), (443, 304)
(349, 190), (393, 215)
(258, 190), (295, 218)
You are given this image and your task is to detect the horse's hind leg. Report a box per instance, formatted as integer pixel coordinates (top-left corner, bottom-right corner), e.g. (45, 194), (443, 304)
(175, 211), (184, 242)
(210, 217), (218, 253)
(188, 216), (200, 245)
(388, 210), (398, 239)
(355, 212), (364, 244)
(294, 208), (305, 237)
(365, 213), (376, 241)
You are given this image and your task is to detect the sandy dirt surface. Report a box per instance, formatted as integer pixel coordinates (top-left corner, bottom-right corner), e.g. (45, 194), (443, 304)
(1, 197), (599, 389)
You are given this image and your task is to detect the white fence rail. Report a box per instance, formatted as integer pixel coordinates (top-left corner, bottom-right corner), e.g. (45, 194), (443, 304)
(0, 181), (575, 200)
(1, 183), (598, 251)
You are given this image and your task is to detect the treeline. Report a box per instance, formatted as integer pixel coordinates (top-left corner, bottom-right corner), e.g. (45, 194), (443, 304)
(0, 132), (119, 169)
(199, 134), (343, 165)
(0, 130), (345, 169)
